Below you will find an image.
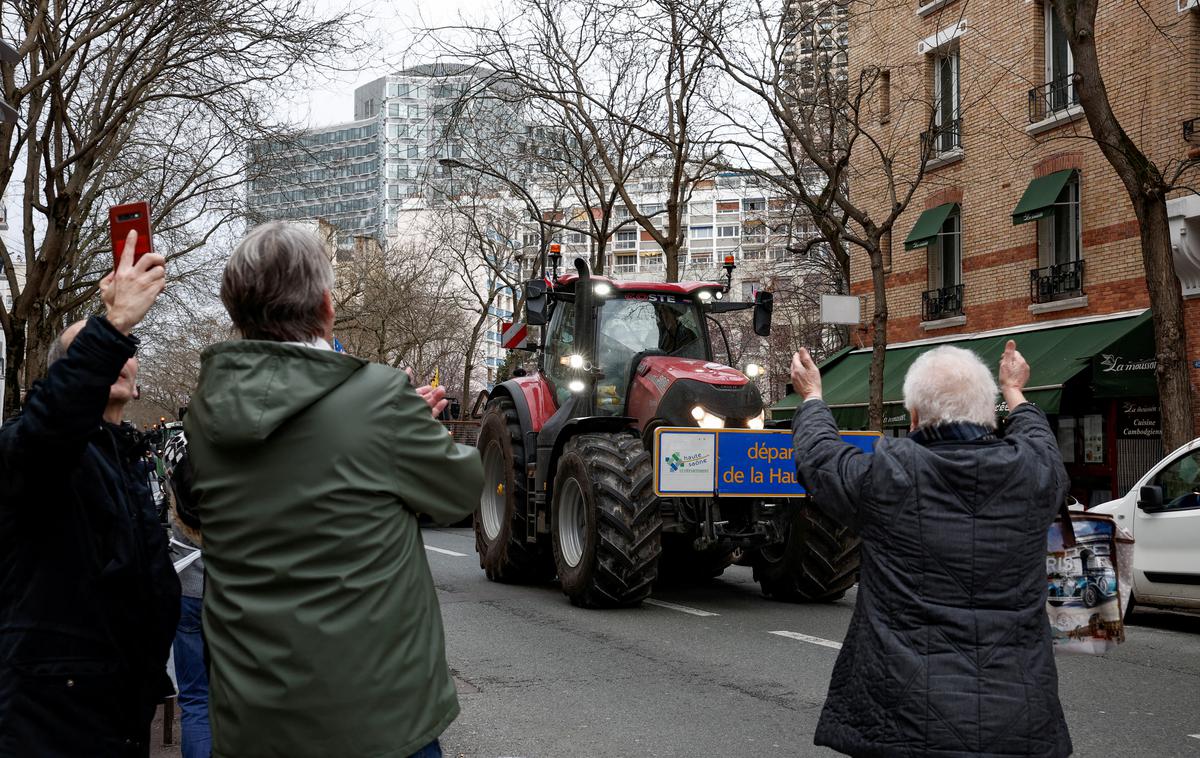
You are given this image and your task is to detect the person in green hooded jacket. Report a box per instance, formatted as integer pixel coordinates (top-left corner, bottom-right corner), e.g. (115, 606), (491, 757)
(183, 222), (483, 758)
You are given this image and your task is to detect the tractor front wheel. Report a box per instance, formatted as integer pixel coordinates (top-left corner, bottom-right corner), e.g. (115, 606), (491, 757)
(751, 501), (860, 602)
(473, 397), (553, 583)
(551, 433), (662, 608)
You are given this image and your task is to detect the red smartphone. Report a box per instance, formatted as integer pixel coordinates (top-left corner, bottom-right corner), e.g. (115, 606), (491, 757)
(109, 202), (153, 265)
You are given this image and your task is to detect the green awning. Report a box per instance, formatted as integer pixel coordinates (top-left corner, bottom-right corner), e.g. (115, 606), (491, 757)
(904, 203), (958, 250)
(768, 311), (1152, 428)
(1091, 314), (1157, 398)
(1012, 169), (1075, 225)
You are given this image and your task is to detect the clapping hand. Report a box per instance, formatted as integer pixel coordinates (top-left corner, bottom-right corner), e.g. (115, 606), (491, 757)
(790, 348), (823, 401)
(405, 368), (449, 419)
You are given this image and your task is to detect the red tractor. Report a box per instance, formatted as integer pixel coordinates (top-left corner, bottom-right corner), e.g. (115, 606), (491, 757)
(474, 256), (859, 607)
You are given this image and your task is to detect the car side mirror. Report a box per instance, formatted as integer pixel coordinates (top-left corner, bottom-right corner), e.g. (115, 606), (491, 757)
(753, 291), (773, 337)
(525, 279), (548, 326)
(1137, 485), (1163, 511)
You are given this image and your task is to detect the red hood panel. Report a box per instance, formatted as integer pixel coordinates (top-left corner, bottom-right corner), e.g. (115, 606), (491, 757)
(640, 357), (748, 386)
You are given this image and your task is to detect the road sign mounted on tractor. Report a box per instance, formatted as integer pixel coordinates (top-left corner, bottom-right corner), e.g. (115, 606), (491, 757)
(501, 321), (528, 349)
(654, 428), (881, 498)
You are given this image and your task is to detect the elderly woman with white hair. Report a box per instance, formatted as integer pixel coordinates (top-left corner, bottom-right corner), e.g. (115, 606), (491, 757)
(790, 341), (1072, 758)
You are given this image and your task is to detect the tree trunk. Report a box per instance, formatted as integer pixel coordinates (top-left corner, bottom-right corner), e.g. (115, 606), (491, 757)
(866, 245), (888, 432)
(461, 316), (487, 417)
(1136, 199), (1193, 450)
(665, 244), (679, 283)
(1057, 0), (1195, 449)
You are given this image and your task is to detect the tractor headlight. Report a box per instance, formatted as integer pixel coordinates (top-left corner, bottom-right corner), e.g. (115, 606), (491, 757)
(747, 411), (765, 430)
(744, 362), (762, 379)
(568, 379), (586, 393)
(690, 405), (725, 429)
(594, 282), (612, 296)
(567, 354), (585, 369)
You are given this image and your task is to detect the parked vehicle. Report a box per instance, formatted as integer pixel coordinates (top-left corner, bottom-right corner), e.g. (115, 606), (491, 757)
(474, 251), (859, 608)
(1091, 437), (1200, 616)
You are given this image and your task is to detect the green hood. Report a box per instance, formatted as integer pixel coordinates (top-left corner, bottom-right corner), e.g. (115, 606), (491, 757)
(190, 341), (367, 446)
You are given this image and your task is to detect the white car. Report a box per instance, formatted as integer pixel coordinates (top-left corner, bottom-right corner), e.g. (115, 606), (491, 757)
(1091, 438), (1200, 616)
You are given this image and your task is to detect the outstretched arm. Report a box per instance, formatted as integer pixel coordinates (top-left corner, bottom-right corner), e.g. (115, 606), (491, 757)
(789, 349), (874, 531)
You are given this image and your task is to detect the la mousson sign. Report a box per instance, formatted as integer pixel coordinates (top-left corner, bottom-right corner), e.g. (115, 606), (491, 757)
(654, 428), (881, 498)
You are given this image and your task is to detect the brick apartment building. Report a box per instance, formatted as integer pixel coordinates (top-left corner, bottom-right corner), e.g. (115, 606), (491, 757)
(780, 0), (1200, 504)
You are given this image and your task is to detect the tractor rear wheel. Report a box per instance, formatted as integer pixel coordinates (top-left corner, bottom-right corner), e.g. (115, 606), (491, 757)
(751, 501), (860, 602)
(551, 433), (661, 608)
(473, 397), (553, 583)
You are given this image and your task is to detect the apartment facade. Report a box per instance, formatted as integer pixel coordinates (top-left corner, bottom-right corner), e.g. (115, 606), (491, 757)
(820, 0), (1200, 504)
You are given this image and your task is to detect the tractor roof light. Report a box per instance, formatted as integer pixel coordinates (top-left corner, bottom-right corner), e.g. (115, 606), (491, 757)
(697, 290), (713, 302)
(568, 354), (585, 369)
(722, 255), (736, 294)
(744, 362), (762, 379)
(568, 379), (586, 393)
(594, 282), (612, 296)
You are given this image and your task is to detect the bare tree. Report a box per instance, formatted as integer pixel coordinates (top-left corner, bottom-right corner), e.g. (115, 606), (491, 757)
(1052, 0), (1199, 450)
(685, 0), (940, 429)
(0, 0), (361, 413)
(426, 0), (723, 282)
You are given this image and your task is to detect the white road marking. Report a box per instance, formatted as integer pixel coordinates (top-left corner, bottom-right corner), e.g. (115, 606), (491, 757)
(424, 545), (469, 557)
(769, 630), (843, 650)
(644, 599), (720, 617)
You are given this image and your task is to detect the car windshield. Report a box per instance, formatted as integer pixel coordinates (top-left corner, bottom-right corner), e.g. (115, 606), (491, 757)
(594, 296), (706, 413)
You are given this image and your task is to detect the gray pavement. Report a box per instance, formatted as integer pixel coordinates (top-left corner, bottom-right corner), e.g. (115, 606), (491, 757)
(426, 528), (1200, 758)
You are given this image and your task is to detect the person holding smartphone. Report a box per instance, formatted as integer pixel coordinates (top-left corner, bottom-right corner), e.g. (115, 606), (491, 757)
(0, 230), (182, 757)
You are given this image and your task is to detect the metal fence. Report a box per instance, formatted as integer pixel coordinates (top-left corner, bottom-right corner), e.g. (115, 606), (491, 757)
(443, 420), (481, 446)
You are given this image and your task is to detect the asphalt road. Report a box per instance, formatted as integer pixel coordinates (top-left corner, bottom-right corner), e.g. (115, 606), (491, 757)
(424, 527), (1200, 758)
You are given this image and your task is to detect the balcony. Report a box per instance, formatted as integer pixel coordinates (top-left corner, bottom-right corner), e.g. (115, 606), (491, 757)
(920, 117), (962, 158)
(921, 283), (964, 322)
(1028, 75), (1079, 124)
(1030, 259), (1084, 303)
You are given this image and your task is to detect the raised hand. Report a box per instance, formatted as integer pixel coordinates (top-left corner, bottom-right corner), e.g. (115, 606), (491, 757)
(998, 339), (1029, 409)
(790, 347), (823, 401)
(101, 230), (166, 335)
(406, 368), (450, 419)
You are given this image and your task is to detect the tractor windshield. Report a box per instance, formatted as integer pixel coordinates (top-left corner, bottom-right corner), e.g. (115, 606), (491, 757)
(594, 297), (706, 413)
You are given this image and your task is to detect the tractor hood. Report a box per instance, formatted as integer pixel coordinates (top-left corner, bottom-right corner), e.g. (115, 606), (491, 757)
(628, 356), (763, 429)
(636, 356), (749, 386)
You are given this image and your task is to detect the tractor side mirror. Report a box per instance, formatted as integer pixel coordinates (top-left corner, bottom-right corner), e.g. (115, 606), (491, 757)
(753, 291), (774, 337)
(1137, 485), (1163, 511)
(525, 279), (548, 326)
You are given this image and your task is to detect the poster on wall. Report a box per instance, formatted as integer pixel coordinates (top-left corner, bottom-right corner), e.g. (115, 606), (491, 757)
(1116, 400), (1161, 439)
(1057, 417), (1076, 464)
(1083, 414), (1104, 464)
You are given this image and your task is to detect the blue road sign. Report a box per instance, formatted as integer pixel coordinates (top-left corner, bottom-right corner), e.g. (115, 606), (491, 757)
(654, 428), (881, 498)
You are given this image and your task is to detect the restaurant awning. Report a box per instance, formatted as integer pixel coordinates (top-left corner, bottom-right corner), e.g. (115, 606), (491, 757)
(1012, 169), (1075, 225)
(768, 310), (1153, 428)
(904, 202), (958, 250)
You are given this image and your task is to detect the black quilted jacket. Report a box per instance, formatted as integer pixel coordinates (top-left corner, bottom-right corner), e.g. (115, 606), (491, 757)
(792, 400), (1072, 758)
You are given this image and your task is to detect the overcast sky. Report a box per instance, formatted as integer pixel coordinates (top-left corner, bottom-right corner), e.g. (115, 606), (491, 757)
(292, 0), (492, 128)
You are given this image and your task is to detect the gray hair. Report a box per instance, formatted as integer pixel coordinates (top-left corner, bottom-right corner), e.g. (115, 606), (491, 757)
(902, 345), (999, 429)
(221, 222), (335, 342)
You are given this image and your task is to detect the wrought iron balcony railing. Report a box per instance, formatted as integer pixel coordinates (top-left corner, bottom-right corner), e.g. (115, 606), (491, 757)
(920, 117), (962, 157)
(922, 283), (964, 321)
(1029, 259), (1084, 303)
(1028, 75), (1079, 123)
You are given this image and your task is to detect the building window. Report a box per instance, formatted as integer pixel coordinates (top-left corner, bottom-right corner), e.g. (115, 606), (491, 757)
(716, 200), (740, 214)
(879, 69), (891, 124)
(923, 207), (963, 321)
(1037, 173), (1081, 268)
(388, 103), (402, 118)
(615, 230), (637, 250)
(407, 144), (419, 159)
(1037, 4), (1076, 117)
(930, 50), (960, 154)
(407, 104), (421, 119)
(743, 197), (766, 212)
(717, 225), (740, 238)
(689, 201), (710, 216)
(690, 225), (713, 239)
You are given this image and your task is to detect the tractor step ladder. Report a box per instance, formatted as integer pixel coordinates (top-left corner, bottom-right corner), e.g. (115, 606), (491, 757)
(525, 462), (539, 543)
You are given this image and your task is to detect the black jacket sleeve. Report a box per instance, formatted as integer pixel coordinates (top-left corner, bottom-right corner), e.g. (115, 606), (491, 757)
(0, 316), (138, 494)
(792, 398), (875, 531)
(1002, 402), (1070, 523)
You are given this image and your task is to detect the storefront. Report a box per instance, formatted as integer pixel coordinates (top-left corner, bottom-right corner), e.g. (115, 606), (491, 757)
(769, 309), (1162, 506)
